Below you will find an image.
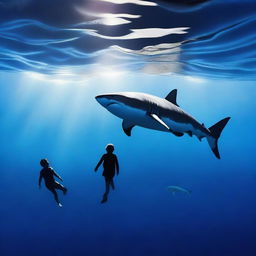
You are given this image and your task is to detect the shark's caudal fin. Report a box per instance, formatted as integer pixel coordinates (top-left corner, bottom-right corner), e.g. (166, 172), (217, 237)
(206, 117), (230, 159)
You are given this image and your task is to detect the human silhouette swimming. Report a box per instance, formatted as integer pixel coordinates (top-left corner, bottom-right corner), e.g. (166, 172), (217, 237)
(38, 159), (67, 207)
(95, 144), (119, 203)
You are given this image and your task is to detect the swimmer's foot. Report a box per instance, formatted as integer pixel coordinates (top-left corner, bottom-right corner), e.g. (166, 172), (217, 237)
(101, 195), (108, 204)
(58, 203), (63, 207)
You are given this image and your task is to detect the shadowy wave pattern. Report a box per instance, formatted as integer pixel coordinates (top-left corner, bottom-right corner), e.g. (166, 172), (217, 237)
(0, 0), (255, 80)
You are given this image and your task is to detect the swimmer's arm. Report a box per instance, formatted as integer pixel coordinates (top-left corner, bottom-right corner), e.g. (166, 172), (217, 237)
(53, 170), (63, 181)
(38, 173), (43, 188)
(95, 156), (104, 171)
(115, 156), (119, 175)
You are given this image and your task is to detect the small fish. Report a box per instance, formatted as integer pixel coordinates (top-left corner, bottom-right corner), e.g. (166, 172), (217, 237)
(167, 185), (191, 195)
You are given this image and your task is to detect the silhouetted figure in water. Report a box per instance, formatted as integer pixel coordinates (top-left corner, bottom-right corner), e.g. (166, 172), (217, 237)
(95, 144), (119, 203)
(39, 159), (67, 207)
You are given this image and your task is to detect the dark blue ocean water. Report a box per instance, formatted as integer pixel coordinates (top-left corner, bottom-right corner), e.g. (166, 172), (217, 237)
(0, 1), (256, 256)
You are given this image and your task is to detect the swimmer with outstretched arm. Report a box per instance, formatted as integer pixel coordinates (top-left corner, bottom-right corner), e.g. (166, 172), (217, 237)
(39, 159), (67, 207)
(95, 144), (119, 203)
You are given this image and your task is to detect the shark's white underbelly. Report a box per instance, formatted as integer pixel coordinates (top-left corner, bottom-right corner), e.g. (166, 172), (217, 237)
(108, 103), (205, 137)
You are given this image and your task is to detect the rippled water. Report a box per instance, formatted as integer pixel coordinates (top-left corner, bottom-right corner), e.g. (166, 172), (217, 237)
(0, 0), (255, 79)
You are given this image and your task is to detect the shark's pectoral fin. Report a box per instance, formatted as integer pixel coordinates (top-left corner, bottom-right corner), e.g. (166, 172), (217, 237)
(149, 113), (170, 130)
(122, 120), (135, 136)
(149, 113), (184, 137)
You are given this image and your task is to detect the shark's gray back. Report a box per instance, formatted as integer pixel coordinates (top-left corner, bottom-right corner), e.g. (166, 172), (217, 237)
(112, 92), (203, 128)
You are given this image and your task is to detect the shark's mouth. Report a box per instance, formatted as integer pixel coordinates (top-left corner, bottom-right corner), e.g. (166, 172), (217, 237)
(107, 102), (119, 107)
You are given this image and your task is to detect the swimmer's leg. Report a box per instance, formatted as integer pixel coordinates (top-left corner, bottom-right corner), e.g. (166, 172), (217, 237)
(49, 188), (62, 207)
(54, 182), (67, 195)
(101, 178), (110, 203)
(104, 178), (110, 195)
(110, 179), (115, 190)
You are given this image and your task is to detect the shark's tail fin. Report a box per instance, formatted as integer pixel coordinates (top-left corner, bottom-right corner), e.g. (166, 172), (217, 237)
(206, 117), (230, 159)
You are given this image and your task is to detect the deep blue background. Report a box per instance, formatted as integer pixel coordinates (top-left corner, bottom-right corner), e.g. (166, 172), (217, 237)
(0, 73), (255, 256)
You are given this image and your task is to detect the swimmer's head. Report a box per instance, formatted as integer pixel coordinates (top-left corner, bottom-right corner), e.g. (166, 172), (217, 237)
(105, 144), (114, 153)
(40, 158), (49, 167)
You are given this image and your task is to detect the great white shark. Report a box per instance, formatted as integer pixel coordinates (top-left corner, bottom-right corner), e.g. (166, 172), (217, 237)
(95, 90), (230, 159)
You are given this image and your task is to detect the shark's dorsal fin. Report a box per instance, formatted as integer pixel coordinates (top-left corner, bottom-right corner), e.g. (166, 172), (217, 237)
(122, 120), (135, 136)
(165, 89), (179, 107)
